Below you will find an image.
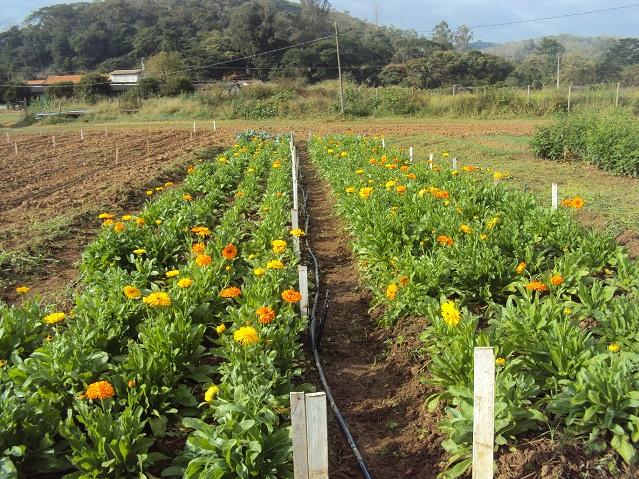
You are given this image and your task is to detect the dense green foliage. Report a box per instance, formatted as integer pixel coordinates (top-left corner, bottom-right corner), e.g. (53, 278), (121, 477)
(0, 136), (307, 477)
(310, 136), (639, 476)
(531, 113), (639, 176)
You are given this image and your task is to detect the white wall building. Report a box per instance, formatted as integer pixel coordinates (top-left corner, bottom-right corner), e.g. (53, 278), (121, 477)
(109, 69), (144, 83)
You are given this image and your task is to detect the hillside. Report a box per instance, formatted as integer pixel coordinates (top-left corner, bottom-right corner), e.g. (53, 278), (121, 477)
(484, 34), (619, 61)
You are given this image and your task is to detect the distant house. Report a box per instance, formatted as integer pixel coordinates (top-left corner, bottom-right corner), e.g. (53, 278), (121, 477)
(109, 69), (144, 84)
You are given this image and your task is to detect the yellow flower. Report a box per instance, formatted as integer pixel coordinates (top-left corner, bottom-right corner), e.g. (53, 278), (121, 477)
(165, 270), (180, 278)
(608, 343), (621, 353)
(386, 283), (398, 300)
(98, 212), (114, 219)
(340, 151), (347, 157)
(192, 243), (206, 255)
(355, 169), (364, 174)
(493, 171), (508, 180)
(564, 308), (572, 315)
(441, 301), (461, 327)
(290, 228), (305, 237)
(155, 220), (162, 225)
(460, 224), (472, 234)
(43, 312), (66, 325)
(191, 226), (212, 237)
(146, 190), (153, 196)
(437, 235), (454, 247)
(272, 240), (287, 254)
(442, 151), (449, 158)
(85, 380), (115, 400)
(233, 326), (259, 345)
(182, 194), (193, 201)
(205, 385), (220, 402)
(272, 160), (281, 168)
(267, 259), (285, 269)
(123, 286), (142, 299)
(135, 217), (145, 226)
(479, 233), (487, 241)
(0, 359), (7, 368)
(16, 285), (30, 294)
(359, 187), (374, 199)
(254, 267), (266, 277)
(143, 292), (172, 307)
(177, 278), (193, 288)
(132, 248), (146, 255)
(515, 262), (526, 274)
(486, 216), (500, 229)
(385, 180), (396, 189)
(113, 222), (125, 233)
(526, 281), (549, 292)
(345, 187), (356, 193)
(164, 182), (173, 187)
(495, 357), (506, 366)
(216, 324), (226, 334)
(217, 156), (228, 164)
(550, 274), (564, 286)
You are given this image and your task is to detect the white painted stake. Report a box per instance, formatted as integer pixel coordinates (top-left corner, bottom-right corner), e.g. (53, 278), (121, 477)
(429, 153), (433, 169)
(551, 183), (558, 210)
(381, 138), (385, 149)
(14, 142), (18, 156)
(615, 82), (620, 108)
(305, 392), (328, 479)
(567, 84), (572, 112)
(409, 146), (413, 162)
(290, 392), (310, 479)
(80, 129), (84, 140)
(472, 347), (495, 479)
(5, 132), (9, 143)
(298, 265), (309, 318)
(213, 121), (217, 131)
(452, 157), (458, 170)
(193, 121), (196, 133)
(104, 125), (108, 137)
(52, 136), (56, 147)
(292, 209), (301, 258)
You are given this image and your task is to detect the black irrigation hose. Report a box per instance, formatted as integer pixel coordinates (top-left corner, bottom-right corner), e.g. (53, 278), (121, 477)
(297, 160), (375, 479)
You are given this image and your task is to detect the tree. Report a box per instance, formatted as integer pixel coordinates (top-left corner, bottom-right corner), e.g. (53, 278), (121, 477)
(301, 0), (331, 37)
(160, 76), (193, 96)
(78, 73), (110, 103)
(145, 51), (186, 81)
(453, 25), (473, 51)
(619, 64), (639, 86)
(431, 21), (452, 48)
(559, 53), (596, 85)
(599, 38), (639, 81)
(535, 37), (565, 58)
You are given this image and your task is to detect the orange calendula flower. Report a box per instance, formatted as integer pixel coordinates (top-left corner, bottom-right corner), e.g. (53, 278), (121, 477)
(220, 287), (242, 298)
(257, 306), (276, 324)
(192, 243), (206, 254)
(113, 222), (125, 233)
(550, 274), (564, 286)
(562, 197), (586, 209)
(187, 165), (196, 173)
(272, 240), (287, 254)
(515, 262), (526, 274)
(526, 281), (549, 293)
(406, 173), (417, 180)
(221, 243), (238, 260)
(399, 275), (409, 287)
(396, 185), (407, 194)
(142, 291), (171, 307)
(128, 379), (137, 388)
(196, 254), (212, 267)
(123, 286), (142, 299)
(191, 226), (211, 237)
(400, 165), (409, 172)
(85, 380), (115, 400)
(386, 283), (398, 300)
(437, 235), (454, 247)
(282, 289), (302, 303)
(16, 285), (30, 294)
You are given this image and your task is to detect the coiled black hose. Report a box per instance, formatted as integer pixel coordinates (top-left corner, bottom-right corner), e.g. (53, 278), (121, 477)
(298, 159), (374, 479)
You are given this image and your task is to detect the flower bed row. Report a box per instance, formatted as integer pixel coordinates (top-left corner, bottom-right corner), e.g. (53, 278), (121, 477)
(0, 133), (307, 478)
(309, 135), (639, 476)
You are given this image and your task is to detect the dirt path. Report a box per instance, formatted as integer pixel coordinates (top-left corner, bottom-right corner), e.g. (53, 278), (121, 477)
(299, 142), (445, 479)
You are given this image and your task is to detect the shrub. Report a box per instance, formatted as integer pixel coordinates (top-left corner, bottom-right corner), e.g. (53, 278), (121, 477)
(160, 76), (194, 96)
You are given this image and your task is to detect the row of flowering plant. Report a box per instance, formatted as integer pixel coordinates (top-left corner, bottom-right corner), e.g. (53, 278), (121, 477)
(0, 134), (307, 478)
(309, 135), (639, 476)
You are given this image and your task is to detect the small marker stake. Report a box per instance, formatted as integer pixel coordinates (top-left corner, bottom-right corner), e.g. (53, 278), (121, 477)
(213, 121), (217, 131)
(80, 129), (84, 140)
(551, 183), (558, 210)
(104, 125), (108, 137)
(452, 157), (457, 170)
(472, 347), (495, 479)
(5, 132), (9, 143)
(381, 138), (385, 148)
(429, 153), (433, 169)
(14, 142), (18, 156)
(409, 146), (413, 162)
(115, 147), (119, 165)
(298, 265), (309, 318)
(193, 121), (196, 133)
(146, 139), (150, 156)
(52, 136), (56, 147)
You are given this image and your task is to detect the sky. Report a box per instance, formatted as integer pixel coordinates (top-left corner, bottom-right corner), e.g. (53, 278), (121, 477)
(0, 0), (637, 43)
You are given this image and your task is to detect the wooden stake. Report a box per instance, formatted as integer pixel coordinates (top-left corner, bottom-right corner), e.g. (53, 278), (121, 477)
(472, 347), (495, 479)
(52, 136), (56, 147)
(305, 392), (328, 479)
(527, 85), (531, 104)
(290, 392), (310, 479)
(146, 139), (150, 156)
(292, 209), (300, 258)
(551, 183), (558, 210)
(193, 121), (196, 133)
(298, 265), (309, 318)
(5, 132), (9, 143)
(115, 147), (119, 165)
(381, 138), (385, 149)
(104, 125), (108, 137)
(213, 120), (217, 131)
(335, 22), (345, 115)
(80, 129), (84, 140)
(452, 157), (457, 170)
(615, 82), (620, 108)
(567, 84), (572, 112)
(14, 142), (18, 156)
(409, 146), (413, 163)
(429, 153), (433, 169)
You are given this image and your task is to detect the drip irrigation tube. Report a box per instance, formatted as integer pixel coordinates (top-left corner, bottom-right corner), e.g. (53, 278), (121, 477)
(298, 162), (374, 479)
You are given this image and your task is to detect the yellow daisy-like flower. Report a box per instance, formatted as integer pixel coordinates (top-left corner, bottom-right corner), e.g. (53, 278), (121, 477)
(355, 169), (364, 174)
(254, 267), (266, 277)
(515, 262), (526, 274)
(16, 285), (30, 294)
(486, 216), (500, 229)
(290, 228), (305, 237)
(85, 380), (115, 400)
(132, 248), (146, 255)
(191, 226), (212, 237)
(166, 270), (180, 278)
(205, 385), (220, 402)
(385, 180), (396, 189)
(386, 283), (398, 300)
(345, 187), (356, 193)
(43, 312), (66, 325)
(359, 187), (374, 199)
(608, 343), (621, 353)
(0, 359), (7, 368)
(182, 194), (193, 201)
(216, 324), (226, 334)
(460, 224), (472, 234)
(143, 292), (172, 307)
(272, 240), (287, 254)
(267, 260), (285, 270)
(113, 222), (125, 233)
(146, 190), (153, 196)
(495, 357), (506, 366)
(123, 286), (142, 299)
(233, 326), (259, 345)
(136, 217), (145, 226)
(177, 278), (193, 288)
(441, 301), (461, 328)
(272, 160), (281, 169)
(98, 213), (114, 219)
(550, 274), (564, 286)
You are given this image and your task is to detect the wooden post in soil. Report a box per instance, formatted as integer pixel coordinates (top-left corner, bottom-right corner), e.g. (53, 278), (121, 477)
(213, 120), (217, 131)
(14, 142), (18, 156)
(290, 392), (309, 479)
(6, 132), (10, 143)
(80, 129), (84, 141)
(452, 157), (457, 170)
(104, 125), (108, 137)
(115, 147), (119, 166)
(472, 347), (495, 479)
(615, 82), (620, 108)
(409, 146), (413, 163)
(290, 392), (328, 479)
(381, 138), (385, 149)
(567, 84), (572, 112)
(298, 265), (309, 318)
(52, 136), (56, 148)
(551, 183), (558, 210)
(429, 153), (433, 169)
(292, 209), (300, 258)
(147, 139), (150, 157)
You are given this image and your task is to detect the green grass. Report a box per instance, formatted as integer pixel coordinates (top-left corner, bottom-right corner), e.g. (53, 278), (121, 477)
(394, 132), (639, 238)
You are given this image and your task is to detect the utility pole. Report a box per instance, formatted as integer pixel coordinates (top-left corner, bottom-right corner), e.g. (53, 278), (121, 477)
(556, 54), (560, 89)
(335, 22), (345, 115)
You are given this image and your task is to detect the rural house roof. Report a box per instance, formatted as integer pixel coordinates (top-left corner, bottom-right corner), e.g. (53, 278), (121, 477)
(25, 75), (83, 85)
(110, 69), (143, 75)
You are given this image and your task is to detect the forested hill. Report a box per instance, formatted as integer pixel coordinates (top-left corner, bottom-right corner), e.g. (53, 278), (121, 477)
(0, 0), (445, 82)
